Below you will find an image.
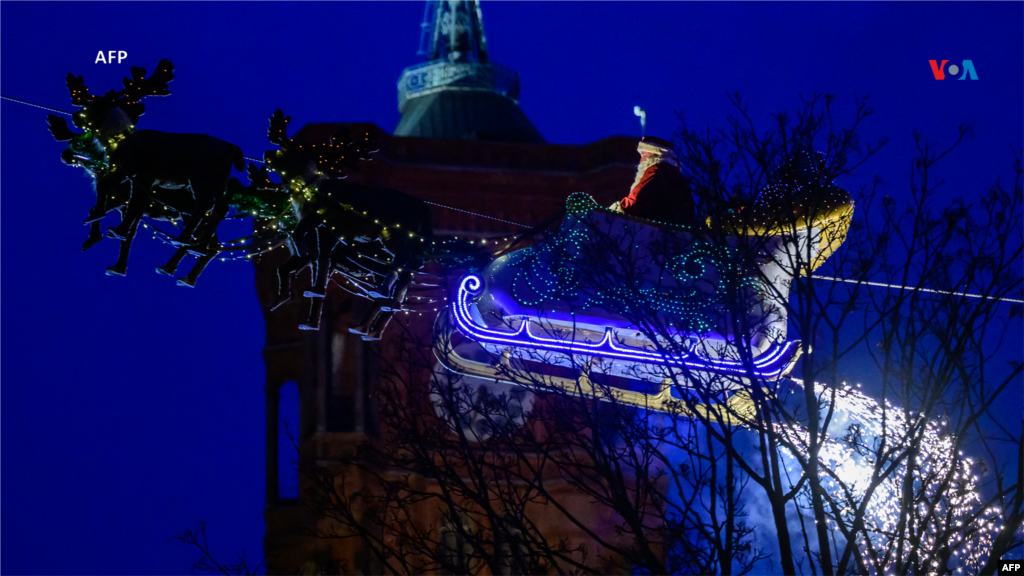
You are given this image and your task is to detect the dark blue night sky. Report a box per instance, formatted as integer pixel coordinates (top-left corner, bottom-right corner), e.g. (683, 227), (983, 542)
(2, 2), (1021, 574)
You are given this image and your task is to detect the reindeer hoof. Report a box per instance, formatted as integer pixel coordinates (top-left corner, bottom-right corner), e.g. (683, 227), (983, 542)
(82, 236), (102, 251)
(298, 323), (320, 331)
(379, 299), (402, 313)
(348, 326), (369, 336)
(176, 278), (196, 288)
(106, 227), (128, 241)
(84, 208), (108, 224)
(303, 290), (326, 298)
(155, 265), (176, 276)
(106, 266), (127, 277)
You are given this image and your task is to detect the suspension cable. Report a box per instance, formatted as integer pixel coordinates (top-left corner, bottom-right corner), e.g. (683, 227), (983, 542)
(812, 275), (1023, 304)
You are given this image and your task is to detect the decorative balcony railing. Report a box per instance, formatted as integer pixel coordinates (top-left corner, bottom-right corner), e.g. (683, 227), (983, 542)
(397, 60), (520, 111)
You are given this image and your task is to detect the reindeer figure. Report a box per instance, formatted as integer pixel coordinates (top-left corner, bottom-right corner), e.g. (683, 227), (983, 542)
(47, 60), (243, 278)
(262, 110), (434, 333)
(50, 126), (225, 284)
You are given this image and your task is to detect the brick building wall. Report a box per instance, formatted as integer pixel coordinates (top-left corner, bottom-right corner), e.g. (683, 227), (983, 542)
(257, 125), (639, 574)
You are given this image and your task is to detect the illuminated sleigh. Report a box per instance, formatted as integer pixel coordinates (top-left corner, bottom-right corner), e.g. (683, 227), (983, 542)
(436, 188), (853, 413)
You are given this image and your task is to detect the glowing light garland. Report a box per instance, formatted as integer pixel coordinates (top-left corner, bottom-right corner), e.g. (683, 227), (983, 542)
(449, 277), (1003, 570)
(778, 381), (999, 574)
(450, 274), (798, 378)
(504, 195), (767, 335)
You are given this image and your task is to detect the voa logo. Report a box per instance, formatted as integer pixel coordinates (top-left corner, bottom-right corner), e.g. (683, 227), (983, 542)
(929, 59), (979, 80)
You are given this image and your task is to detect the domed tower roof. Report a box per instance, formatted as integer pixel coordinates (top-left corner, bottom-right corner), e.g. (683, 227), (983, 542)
(394, 1), (544, 143)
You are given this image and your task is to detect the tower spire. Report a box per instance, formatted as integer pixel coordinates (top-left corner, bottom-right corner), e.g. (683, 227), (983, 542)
(396, 0), (544, 143)
(420, 1), (489, 64)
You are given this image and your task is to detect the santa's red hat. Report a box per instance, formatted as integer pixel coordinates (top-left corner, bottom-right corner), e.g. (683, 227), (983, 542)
(637, 135), (675, 156)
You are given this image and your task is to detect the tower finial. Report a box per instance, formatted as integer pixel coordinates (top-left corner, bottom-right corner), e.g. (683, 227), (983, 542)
(418, 1), (489, 64)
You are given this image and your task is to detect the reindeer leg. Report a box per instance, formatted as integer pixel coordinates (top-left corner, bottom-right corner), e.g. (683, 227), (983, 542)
(368, 269), (399, 299)
(157, 246), (189, 276)
(299, 297), (325, 331)
(271, 254), (310, 311)
(172, 211), (205, 248)
(85, 197), (108, 224)
(108, 177), (151, 240)
(362, 308), (395, 341)
(106, 217), (140, 276)
(303, 228), (334, 299)
(325, 246), (373, 296)
(191, 198), (229, 252)
(82, 221), (103, 251)
(349, 299), (386, 336)
(272, 231), (316, 310)
(177, 249), (219, 288)
(174, 226), (222, 287)
(381, 270), (414, 312)
(170, 180), (218, 248)
(304, 261), (332, 298)
(85, 184), (123, 225)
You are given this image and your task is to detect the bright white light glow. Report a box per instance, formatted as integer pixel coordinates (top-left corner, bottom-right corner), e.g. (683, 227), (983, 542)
(778, 381), (998, 574)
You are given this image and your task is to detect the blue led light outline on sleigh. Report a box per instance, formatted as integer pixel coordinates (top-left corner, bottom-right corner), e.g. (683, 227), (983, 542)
(450, 274), (798, 378)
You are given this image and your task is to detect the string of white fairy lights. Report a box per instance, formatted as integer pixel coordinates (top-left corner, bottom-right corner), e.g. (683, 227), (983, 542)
(812, 275), (1024, 305)
(781, 378), (999, 574)
(6, 95), (1021, 305)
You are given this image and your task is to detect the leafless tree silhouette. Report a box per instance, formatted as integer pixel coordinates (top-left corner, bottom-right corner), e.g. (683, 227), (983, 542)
(183, 95), (1022, 575)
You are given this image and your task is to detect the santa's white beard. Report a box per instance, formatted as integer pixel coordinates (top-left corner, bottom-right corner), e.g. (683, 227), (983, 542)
(631, 155), (663, 189)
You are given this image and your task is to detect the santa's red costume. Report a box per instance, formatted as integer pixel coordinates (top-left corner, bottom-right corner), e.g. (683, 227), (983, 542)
(612, 136), (696, 227)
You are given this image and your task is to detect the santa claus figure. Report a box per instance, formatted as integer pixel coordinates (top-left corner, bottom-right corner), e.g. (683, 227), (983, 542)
(610, 136), (696, 227)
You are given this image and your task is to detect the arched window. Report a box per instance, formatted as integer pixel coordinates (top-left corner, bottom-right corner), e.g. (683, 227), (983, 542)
(277, 381), (299, 500)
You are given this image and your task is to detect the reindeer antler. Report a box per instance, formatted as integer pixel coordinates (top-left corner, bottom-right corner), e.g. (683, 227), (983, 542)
(229, 163), (292, 220)
(61, 60), (174, 131)
(268, 110), (293, 151)
(264, 111), (377, 180)
(247, 163), (282, 192)
(116, 59), (175, 123)
(333, 128), (380, 161)
(65, 73), (103, 131)
(65, 74), (96, 107)
(308, 128), (379, 176)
